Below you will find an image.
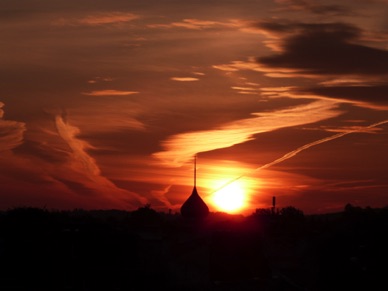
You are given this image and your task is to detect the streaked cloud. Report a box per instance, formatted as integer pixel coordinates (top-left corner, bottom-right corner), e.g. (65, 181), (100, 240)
(153, 100), (341, 166)
(321, 125), (384, 134)
(150, 185), (174, 209)
(148, 18), (239, 30)
(82, 90), (139, 96)
(274, 0), (349, 15)
(216, 19), (388, 108)
(0, 102), (26, 152)
(54, 113), (147, 205)
(260, 85), (388, 110)
(254, 20), (388, 77)
(232, 86), (258, 91)
(64, 100), (146, 135)
(87, 77), (114, 84)
(232, 86), (260, 95)
(302, 85), (388, 109)
(55, 114), (100, 176)
(319, 77), (381, 87)
(170, 77), (200, 82)
(213, 59), (264, 72)
(54, 12), (140, 26)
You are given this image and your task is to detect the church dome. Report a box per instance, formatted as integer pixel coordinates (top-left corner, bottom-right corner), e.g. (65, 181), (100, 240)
(180, 155), (209, 219)
(181, 186), (209, 219)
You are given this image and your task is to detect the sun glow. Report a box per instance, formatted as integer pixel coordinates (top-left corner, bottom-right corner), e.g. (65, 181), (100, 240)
(211, 179), (247, 213)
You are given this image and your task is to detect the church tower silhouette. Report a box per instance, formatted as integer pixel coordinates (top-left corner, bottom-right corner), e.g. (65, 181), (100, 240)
(180, 155), (209, 219)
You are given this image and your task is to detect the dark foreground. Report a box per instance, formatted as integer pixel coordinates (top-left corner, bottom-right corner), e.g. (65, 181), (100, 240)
(0, 205), (387, 290)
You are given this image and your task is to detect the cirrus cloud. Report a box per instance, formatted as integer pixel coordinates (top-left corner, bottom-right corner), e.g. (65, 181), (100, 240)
(0, 102), (26, 152)
(170, 77), (200, 82)
(82, 90), (139, 96)
(53, 12), (140, 27)
(153, 100), (342, 166)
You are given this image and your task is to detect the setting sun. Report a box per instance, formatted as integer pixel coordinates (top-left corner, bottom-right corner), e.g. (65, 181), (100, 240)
(211, 180), (247, 213)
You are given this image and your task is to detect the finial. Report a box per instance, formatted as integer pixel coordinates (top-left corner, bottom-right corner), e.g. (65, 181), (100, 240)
(194, 154), (197, 188)
(180, 153), (209, 219)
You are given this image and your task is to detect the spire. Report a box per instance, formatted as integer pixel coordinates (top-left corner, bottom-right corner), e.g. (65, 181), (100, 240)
(180, 155), (209, 219)
(194, 154), (197, 188)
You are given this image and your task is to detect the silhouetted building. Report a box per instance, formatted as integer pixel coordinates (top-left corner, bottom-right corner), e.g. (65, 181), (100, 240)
(181, 186), (209, 219)
(272, 196), (276, 214)
(180, 156), (209, 219)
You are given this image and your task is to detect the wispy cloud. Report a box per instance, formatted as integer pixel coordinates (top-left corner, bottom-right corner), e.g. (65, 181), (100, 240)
(65, 100), (145, 135)
(148, 18), (239, 30)
(274, 0), (350, 15)
(213, 59), (264, 72)
(153, 100), (341, 166)
(53, 12), (140, 26)
(213, 120), (388, 194)
(232, 86), (260, 95)
(87, 77), (114, 84)
(0, 102), (26, 152)
(253, 21), (388, 77)
(170, 77), (200, 82)
(54, 112), (147, 205)
(302, 85), (388, 109)
(55, 114), (100, 176)
(321, 125), (384, 134)
(80, 12), (139, 25)
(214, 19), (388, 108)
(193, 72), (205, 76)
(150, 185), (174, 209)
(82, 90), (139, 96)
(217, 19), (388, 81)
(260, 85), (388, 110)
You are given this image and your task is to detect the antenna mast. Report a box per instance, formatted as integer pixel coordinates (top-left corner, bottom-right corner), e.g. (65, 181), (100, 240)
(194, 154), (197, 188)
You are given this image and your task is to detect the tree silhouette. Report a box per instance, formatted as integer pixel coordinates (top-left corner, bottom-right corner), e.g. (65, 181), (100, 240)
(279, 206), (304, 220)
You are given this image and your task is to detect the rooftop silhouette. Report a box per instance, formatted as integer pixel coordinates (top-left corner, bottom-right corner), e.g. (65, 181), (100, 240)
(1, 203), (387, 290)
(180, 155), (209, 219)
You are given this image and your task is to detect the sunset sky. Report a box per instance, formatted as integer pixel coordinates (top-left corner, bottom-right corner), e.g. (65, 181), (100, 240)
(1, 0), (387, 215)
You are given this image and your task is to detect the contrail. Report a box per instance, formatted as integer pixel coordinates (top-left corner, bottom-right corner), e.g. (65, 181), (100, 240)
(212, 120), (388, 194)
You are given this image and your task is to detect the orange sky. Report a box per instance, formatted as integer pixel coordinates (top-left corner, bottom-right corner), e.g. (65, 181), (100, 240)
(1, 0), (388, 215)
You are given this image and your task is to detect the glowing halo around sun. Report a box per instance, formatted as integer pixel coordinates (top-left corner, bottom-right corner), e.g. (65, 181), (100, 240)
(211, 179), (247, 213)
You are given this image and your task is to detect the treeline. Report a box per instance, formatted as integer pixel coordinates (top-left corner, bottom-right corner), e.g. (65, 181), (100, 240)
(0, 203), (388, 233)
